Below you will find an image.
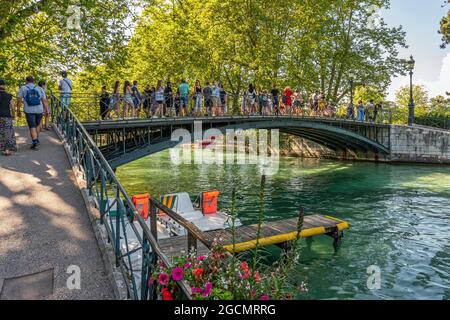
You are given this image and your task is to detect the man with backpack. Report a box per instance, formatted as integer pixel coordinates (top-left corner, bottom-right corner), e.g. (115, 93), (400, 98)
(17, 76), (48, 150)
(59, 71), (73, 108)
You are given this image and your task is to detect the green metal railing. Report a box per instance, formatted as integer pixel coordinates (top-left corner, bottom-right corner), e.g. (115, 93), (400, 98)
(50, 95), (193, 300)
(415, 116), (450, 130)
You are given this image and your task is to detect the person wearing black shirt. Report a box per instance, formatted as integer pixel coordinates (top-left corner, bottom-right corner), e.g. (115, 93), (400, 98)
(164, 82), (173, 116)
(271, 84), (280, 115)
(219, 82), (227, 115)
(142, 85), (153, 118)
(99, 85), (110, 120)
(0, 79), (17, 156)
(203, 82), (213, 116)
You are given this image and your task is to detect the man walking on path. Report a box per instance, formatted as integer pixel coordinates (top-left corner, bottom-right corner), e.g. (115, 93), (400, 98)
(59, 71), (73, 108)
(17, 76), (48, 150)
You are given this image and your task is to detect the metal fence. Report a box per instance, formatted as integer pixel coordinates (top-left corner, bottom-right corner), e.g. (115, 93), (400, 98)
(50, 95), (196, 300)
(415, 116), (450, 130)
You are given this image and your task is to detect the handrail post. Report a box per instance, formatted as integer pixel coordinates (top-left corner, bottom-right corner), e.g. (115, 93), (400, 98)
(187, 231), (197, 254)
(150, 200), (158, 241)
(115, 190), (122, 267)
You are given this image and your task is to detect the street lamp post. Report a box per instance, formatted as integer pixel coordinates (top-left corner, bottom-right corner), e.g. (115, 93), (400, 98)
(349, 74), (354, 108)
(348, 73), (355, 120)
(408, 55), (415, 126)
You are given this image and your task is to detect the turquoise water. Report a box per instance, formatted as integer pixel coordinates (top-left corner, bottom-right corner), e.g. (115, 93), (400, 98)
(117, 152), (450, 300)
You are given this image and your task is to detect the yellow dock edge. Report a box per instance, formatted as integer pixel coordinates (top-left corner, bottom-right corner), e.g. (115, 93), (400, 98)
(223, 216), (350, 253)
(324, 215), (350, 231)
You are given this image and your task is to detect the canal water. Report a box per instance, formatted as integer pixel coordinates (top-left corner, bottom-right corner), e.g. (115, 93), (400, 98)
(117, 151), (450, 300)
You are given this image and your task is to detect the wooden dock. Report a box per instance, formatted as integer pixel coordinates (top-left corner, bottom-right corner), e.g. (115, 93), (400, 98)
(158, 214), (349, 259)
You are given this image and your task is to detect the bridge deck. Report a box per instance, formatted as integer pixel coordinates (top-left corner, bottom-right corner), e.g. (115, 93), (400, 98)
(158, 215), (349, 259)
(82, 115), (390, 130)
(0, 127), (114, 300)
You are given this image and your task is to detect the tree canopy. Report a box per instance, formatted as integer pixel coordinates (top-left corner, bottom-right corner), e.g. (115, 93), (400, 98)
(0, 0), (411, 111)
(74, 0), (407, 107)
(0, 0), (141, 86)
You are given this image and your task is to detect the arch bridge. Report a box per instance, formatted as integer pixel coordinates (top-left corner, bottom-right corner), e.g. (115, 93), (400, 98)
(82, 116), (391, 169)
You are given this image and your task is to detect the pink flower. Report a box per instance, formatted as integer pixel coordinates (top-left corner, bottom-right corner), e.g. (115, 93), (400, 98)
(240, 261), (250, 273)
(184, 263), (192, 269)
(147, 276), (154, 287)
(259, 295), (270, 300)
(240, 261), (250, 279)
(196, 255), (206, 261)
(202, 282), (213, 298)
(254, 271), (262, 284)
(158, 273), (169, 286)
(171, 267), (184, 281)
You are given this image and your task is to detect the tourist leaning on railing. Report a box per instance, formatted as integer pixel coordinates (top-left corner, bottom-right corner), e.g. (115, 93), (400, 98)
(99, 85), (110, 120)
(0, 79), (17, 156)
(164, 81), (174, 116)
(109, 81), (121, 119)
(155, 80), (165, 118)
(59, 71), (73, 108)
(179, 79), (190, 117)
(194, 80), (202, 117)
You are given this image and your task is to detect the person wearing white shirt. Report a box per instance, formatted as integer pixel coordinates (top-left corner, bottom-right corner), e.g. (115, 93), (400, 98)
(58, 71), (73, 108)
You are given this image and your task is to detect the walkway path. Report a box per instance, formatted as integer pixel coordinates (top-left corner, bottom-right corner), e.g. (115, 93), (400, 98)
(0, 127), (114, 300)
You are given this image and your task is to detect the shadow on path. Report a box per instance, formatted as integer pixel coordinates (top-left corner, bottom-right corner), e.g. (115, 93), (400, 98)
(0, 127), (114, 300)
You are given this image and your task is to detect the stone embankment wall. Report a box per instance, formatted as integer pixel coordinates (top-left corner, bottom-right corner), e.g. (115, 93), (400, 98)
(281, 126), (450, 164)
(389, 125), (450, 164)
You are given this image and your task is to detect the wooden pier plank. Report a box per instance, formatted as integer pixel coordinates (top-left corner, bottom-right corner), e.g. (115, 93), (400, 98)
(157, 214), (348, 260)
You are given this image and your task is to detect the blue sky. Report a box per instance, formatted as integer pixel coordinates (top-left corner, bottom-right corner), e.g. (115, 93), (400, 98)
(382, 0), (450, 100)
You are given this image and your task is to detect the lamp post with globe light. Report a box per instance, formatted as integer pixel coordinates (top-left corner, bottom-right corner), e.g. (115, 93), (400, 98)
(407, 55), (415, 126)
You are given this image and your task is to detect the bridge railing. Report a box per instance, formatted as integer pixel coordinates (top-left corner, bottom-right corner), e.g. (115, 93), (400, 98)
(62, 91), (392, 124)
(415, 116), (450, 130)
(50, 95), (194, 300)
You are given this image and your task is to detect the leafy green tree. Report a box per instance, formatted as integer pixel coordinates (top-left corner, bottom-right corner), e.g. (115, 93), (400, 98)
(353, 85), (386, 105)
(439, 2), (450, 48)
(429, 95), (450, 116)
(285, 0), (408, 103)
(81, 0), (407, 109)
(0, 0), (140, 87)
(393, 85), (429, 124)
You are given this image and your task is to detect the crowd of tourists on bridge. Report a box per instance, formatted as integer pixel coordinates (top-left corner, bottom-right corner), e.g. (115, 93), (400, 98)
(0, 73), (385, 156)
(98, 79), (384, 122)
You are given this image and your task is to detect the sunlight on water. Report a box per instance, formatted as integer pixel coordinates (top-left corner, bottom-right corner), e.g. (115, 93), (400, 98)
(117, 151), (450, 300)
(398, 172), (450, 193)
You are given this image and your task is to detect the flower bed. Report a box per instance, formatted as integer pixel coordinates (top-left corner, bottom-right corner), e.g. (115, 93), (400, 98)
(152, 247), (274, 300)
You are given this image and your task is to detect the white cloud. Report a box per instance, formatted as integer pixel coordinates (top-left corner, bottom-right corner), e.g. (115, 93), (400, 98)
(388, 53), (450, 101)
